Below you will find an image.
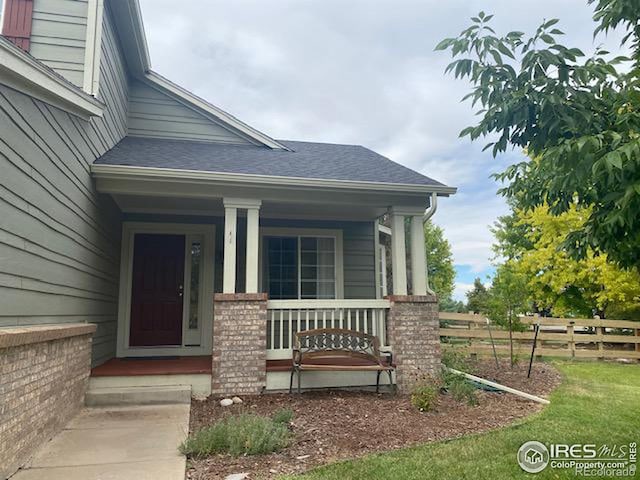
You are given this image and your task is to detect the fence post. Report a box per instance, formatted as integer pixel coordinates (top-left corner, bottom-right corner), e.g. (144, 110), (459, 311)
(567, 322), (576, 358)
(595, 326), (604, 359)
(636, 326), (640, 362)
(468, 311), (477, 360)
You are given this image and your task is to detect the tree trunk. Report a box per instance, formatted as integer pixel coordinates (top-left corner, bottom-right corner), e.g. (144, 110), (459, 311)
(508, 309), (514, 368)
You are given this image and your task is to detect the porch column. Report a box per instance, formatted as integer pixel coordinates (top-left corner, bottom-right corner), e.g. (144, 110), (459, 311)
(390, 209), (407, 295)
(222, 200), (238, 293)
(245, 201), (262, 293)
(410, 215), (428, 295)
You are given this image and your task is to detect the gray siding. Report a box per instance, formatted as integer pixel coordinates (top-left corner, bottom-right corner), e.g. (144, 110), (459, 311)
(121, 215), (377, 299)
(0, 5), (128, 366)
(127, 80), (253, 145)
(30, 0), (89, 87)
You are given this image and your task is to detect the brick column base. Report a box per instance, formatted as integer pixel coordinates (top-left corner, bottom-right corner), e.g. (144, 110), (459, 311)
(387, 294), (440, 394)
(212, 293), (267, 396)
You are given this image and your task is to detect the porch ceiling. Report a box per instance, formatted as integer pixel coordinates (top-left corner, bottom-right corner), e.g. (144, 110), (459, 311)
(96, 172), (438, 220)
(111, 193), (396, 220)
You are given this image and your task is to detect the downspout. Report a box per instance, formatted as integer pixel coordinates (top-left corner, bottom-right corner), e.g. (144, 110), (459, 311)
(422, 192), (438, 295)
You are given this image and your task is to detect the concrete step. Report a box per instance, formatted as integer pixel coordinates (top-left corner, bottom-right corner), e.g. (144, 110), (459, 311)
(85, 385), (191, 407)
(89, 373), (211, 397)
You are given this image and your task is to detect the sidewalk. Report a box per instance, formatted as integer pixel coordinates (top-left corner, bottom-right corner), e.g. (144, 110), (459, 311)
(12, 404), (189, 480)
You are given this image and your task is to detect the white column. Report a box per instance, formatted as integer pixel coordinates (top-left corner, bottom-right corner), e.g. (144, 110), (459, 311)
(390, 211), (407, 295)
(222, 203), (237, 294)
(245, 204), (261, 293)
(410, 215), (427, 296)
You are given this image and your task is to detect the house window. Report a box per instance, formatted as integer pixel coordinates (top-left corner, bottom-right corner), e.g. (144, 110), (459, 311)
(264, 235), (336, 299)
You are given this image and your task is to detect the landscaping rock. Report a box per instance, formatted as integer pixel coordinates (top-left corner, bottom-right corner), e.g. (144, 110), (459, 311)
(219, 398), (234, 407)
(232, 396), (243, 404)
(224, 474), (248, 480)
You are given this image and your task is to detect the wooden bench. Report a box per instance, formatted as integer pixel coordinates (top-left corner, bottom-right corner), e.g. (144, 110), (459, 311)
(290, 328), (395, 394)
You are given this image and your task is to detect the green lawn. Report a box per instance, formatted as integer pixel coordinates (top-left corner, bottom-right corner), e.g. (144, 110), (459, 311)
(287, 361), (640, 479)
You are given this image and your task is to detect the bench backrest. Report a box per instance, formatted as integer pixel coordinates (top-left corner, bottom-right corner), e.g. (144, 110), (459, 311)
(293, 328), (381, 361)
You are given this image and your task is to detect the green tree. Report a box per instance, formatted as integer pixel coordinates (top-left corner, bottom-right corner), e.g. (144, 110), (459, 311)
(440, 297), (466, 313)
(500, 204), (640, 318)
(466, 278), (490, 313)
(486, 263), (529, 367)
(424, 220), (456, 300)
(436, 2), (640, 268)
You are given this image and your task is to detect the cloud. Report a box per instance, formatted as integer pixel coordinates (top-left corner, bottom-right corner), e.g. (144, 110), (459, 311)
(452, 283), (474, 303)
(138, 0), (628, 288)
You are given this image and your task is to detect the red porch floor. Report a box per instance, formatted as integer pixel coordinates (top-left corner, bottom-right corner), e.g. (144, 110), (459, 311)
(91, 356), (212, 376)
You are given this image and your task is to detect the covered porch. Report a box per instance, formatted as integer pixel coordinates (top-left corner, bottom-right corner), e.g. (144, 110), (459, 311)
(92, 158), (450, 394)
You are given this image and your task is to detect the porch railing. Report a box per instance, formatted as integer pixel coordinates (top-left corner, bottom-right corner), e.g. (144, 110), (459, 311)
(266, 299), (391, 359)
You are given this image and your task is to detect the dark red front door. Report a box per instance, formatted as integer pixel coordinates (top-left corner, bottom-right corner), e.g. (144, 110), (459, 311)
(130, 234), (185, 347)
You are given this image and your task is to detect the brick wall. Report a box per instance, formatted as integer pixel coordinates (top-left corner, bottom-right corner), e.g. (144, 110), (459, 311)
(212, 293), (267, 396)
(0, 324), (96, 478)
(386, 295), (440, 393)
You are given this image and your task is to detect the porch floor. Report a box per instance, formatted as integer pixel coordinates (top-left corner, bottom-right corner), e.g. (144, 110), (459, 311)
(91, 356), (212, 377)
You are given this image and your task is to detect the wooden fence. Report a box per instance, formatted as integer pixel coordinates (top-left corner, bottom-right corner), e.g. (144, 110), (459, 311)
(439, 312), (640, 360)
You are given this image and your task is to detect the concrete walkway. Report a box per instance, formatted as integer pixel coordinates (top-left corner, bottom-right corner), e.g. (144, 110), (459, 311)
(12, 404), (189, 480)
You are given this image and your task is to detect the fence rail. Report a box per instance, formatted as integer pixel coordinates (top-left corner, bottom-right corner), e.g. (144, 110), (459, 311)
(266, 300), (391, 359)
(439, 312), (640, 360)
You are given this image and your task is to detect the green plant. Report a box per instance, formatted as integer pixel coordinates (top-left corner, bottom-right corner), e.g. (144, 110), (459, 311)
(410, 376), (442, 412)
(441, 349), (475, 374)
(443, 372), (478, 406)
(179, 413), (292, 458)
(272, 408), (294, 424)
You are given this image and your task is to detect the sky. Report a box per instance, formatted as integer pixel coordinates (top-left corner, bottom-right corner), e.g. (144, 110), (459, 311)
(138, 0), (623, 301)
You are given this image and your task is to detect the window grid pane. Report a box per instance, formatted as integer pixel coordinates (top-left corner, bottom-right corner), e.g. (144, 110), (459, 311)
(265, 235), (336, 300)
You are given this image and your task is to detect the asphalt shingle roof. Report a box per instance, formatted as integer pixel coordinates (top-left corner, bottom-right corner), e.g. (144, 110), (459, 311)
(94, 137), (446, 187)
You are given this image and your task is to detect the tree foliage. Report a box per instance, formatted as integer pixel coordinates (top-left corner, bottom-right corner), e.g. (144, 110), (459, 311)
(466, 278), (490, 313)
(424, 220), (456, 300)
(486, 263), (529, 366)
(436, 3), (640, 268)
(494, 204), (640, 318)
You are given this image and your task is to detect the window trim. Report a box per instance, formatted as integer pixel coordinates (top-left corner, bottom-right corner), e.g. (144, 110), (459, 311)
(259, 227), (344, 300)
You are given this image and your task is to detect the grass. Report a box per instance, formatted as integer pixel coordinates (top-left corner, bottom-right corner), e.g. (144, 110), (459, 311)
(180, 409), (293, 458)
(286, 361), (640, 479)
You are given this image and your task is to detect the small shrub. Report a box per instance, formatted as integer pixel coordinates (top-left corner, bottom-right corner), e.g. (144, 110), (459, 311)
(442, 349), (475, 373)
(179, 413), (292, 458)
(442, 371), (478, 405)
(272, 408), (294, 424)
(410, 376), (442, 412)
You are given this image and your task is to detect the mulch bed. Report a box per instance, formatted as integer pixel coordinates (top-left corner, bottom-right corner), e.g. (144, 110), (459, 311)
(185, 359), (562, 480)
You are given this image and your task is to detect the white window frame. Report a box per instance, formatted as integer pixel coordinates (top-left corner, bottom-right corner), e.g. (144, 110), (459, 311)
(259, 227), (344, 300)
(116, 222), (215, 357)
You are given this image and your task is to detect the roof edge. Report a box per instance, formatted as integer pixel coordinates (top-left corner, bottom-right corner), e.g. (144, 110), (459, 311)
(0, 36), (105, 119)
(91, 163), (457, 195)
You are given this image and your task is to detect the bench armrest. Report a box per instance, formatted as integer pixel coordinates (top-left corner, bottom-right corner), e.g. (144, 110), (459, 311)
(292, 348), (302, 366)
(379, 350), (393, 367)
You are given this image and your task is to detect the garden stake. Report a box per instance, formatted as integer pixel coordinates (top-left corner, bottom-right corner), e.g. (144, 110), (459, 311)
(486, 317), (499, 369)
(527, 322), (541, 378)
